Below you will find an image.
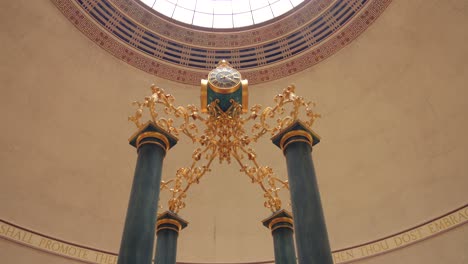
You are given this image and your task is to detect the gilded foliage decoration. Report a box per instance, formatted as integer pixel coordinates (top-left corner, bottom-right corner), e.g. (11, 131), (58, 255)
(129, 84), (320, 213)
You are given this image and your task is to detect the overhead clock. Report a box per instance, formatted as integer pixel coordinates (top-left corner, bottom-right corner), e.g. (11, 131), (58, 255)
(201, 60), (248, 113)
(207, 60), (241, 93)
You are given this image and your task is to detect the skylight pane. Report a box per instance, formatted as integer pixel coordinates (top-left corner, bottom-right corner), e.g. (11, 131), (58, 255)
(290, 0), (304, 7)
(250, 0), (270, 10)
(213, 1), (233, 15)
(213, 15), (233, 28)
(177, 0), (196, 10)
(196, 0), (213, 13)
(232, 0), (251, 14)
(271, 0), (293, 17)
(233, 12), (253, 28)
(252, 6), (273, 24)
(173, 6), (194, 24)
(193, 12), (213, 27)
(154, 0), (176, 17)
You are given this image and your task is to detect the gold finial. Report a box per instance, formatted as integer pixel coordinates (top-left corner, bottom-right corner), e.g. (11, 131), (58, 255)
(217, 59), (230, 67)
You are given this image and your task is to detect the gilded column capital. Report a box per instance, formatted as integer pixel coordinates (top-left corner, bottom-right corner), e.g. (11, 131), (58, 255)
(271, 120), (321, 152)
(128, 121), (178, 152)
(156, 211), (188, 234)
(262, 209), (294, 233)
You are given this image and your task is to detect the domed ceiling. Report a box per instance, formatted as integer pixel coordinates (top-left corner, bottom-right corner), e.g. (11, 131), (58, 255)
(2, 0), (468, 264)
(52, 0), (391, 84)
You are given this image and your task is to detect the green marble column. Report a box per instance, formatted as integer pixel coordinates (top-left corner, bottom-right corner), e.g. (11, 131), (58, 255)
(262, 210), (297, 264)
(117, 122), (178, 264)
(154, 211), (188, 264)
(272, 121), (333, 264)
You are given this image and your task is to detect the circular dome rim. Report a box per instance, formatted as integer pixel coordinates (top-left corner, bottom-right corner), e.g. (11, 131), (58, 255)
(52, 0), (393, 85)
(115, 0), (331, 48)
(134, 0), (310, 32)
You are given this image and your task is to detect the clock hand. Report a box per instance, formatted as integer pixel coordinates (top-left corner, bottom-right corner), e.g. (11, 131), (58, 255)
(224, 75), (237, 82)
(219, 73), (228, 79)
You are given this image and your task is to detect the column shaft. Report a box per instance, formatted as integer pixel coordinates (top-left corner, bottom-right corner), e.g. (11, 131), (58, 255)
(118, 123), (178, 264)
(284, 142), (332, 264)
(117, 144), (165, 264)
(154, 211), (188, 264)
(262, 210), (297, 264)
(155, 229), (179, 264)
(272, 227), (297, 264)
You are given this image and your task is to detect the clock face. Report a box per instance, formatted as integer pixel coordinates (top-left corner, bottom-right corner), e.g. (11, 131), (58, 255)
(208, 67), (241, 89)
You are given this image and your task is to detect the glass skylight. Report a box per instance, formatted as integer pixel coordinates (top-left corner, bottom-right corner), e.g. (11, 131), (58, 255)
(140, 0), (304, 29)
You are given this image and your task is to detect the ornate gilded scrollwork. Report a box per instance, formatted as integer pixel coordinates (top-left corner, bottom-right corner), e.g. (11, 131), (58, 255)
(129, 84), (320, 213)
(129, 85), (201, 141)
(248, 84), (321, 141)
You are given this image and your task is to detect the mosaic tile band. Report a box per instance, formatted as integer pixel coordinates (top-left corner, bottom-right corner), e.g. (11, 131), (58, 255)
(51, 0), (391, 84)
(79, 0), (368, 70)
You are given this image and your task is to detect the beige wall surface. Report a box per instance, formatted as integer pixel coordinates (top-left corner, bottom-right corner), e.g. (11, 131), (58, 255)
(0, 0), (467, 263)
(357, 224), (468, 264)
(0, 238), (85, 264)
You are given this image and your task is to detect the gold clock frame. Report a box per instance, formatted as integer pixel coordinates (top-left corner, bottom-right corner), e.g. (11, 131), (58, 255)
(200, 79), (248, 113)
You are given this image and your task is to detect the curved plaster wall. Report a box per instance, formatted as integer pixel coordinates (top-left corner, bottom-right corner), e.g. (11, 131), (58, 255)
(0, 0), (467, 263)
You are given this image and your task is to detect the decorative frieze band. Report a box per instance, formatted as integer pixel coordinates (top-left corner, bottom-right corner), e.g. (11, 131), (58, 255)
(1, 204), (466, 264)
